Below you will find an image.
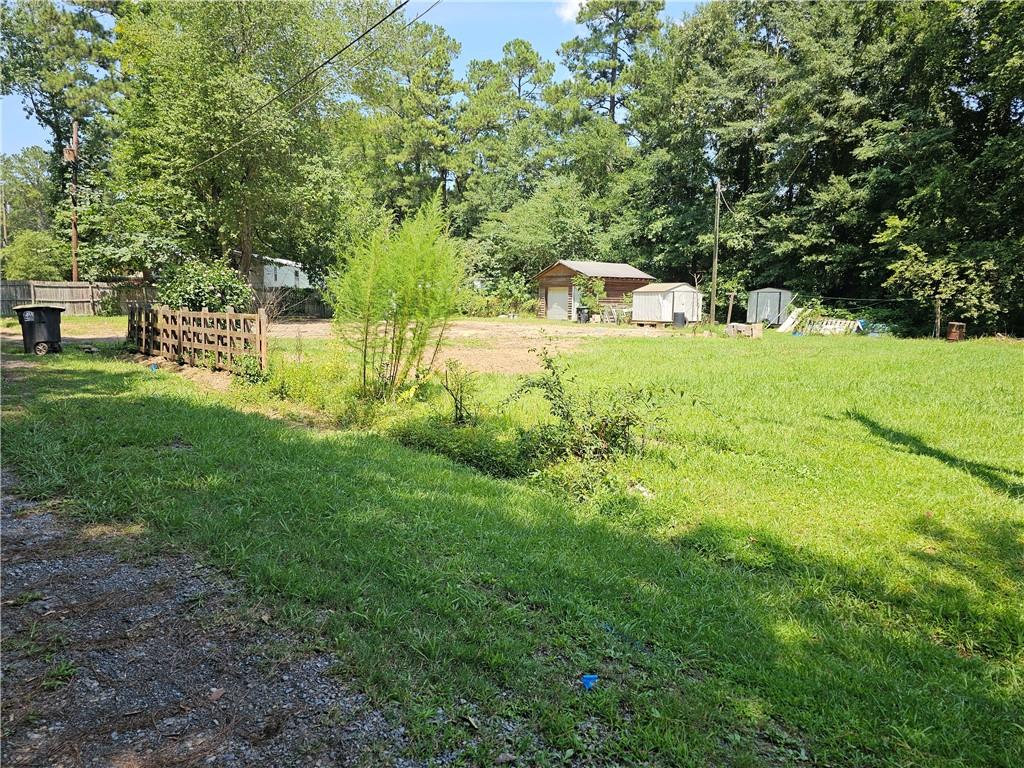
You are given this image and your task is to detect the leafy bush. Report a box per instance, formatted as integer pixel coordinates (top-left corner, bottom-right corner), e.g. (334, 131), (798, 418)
(457, 288), (503, 317)
(233, 354), (267, 385)
(97, 292), (122, 316)
(494, 273), (534, 316)
(457, 273), (535, 318)
(329, 191), (464, 401)
(157, 257), (253, 311)
(507, 346), (659, 461)
(571, 275), (606, 314)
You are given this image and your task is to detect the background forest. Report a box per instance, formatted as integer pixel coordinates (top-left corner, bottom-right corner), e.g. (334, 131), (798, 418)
(2, 0), (1022, 332)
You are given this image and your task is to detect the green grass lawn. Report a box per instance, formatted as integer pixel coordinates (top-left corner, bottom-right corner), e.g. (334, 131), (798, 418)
(0, 313), (128, 339)
(2, 334), (1021, 766)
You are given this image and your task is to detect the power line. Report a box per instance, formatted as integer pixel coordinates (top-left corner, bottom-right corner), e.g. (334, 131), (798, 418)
(272, 0), (442, 127)
(238, 0), (410, 124)
(184, 0), (440, 175)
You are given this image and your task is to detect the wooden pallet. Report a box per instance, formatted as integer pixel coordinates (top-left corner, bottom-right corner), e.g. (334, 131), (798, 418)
(633, 321), (673, 329)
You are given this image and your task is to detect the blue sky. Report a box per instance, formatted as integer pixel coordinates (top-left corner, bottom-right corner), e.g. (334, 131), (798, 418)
(1, 0), (696, 155)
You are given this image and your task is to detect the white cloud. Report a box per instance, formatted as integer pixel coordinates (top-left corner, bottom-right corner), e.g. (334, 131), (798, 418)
(556, 0), (584, 24)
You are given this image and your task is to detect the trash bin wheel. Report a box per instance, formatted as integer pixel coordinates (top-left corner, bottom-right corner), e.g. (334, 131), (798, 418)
(33, 341), (49, 356)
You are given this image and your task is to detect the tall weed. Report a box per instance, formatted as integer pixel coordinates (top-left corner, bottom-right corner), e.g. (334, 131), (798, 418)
(329, 192), (464, 400)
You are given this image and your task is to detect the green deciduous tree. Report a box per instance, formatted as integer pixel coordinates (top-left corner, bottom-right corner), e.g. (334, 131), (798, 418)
(626, 0), (1023, 332)
(1, 147), (52, 234)
(0, 230), (69, 280)
(99, 0), (391, 280)
(473, 175), (599, 280)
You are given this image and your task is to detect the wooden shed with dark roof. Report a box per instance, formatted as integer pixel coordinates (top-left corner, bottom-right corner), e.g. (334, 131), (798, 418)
(533, 260), (656, 320)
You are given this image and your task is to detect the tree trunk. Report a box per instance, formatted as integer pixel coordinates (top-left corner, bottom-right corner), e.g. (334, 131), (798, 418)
(237, 210), (254, 279)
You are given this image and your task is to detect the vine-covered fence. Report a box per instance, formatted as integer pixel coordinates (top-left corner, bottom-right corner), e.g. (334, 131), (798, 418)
(127, 303), (268, 373)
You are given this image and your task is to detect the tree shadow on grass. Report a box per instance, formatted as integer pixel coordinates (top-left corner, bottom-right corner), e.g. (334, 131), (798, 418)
(2, 358), (1021, 767)
(848, 410), (1024, 498)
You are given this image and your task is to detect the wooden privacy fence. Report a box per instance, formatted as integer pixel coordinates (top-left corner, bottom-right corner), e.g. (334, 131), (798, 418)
(1, 280), (157, 316)
(255, 287), (332, 319)
(128, 304), (268, 373)
(2, 281), (332, 319)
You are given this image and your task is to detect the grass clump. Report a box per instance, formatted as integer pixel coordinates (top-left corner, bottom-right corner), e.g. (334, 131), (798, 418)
(41, 659), (76, 690)
(391, 347), (663, 488)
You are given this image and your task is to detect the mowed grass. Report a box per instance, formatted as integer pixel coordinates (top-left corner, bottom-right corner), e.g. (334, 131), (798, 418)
(0, 313), (128, 339)
(2, 333), (1022, 767)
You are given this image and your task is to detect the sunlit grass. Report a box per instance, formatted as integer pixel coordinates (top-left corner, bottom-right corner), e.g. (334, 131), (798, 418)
(2, 333), (1021, 767)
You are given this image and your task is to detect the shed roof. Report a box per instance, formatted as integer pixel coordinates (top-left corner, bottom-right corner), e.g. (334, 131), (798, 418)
(749, 286), (791, 293)
(632, 282), (700, 294)
(534, 260), (655, 281)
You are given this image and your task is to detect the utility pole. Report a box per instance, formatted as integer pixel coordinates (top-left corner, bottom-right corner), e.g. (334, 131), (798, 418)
(65, 120), (80, 282)
(1, 180), (8, 248)
(709, 179), (721, 324)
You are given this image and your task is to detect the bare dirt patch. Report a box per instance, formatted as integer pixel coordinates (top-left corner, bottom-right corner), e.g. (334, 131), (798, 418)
(271, 318), (665, 374)
(0, 472), (420, 768)
(125, 353), (233, 392)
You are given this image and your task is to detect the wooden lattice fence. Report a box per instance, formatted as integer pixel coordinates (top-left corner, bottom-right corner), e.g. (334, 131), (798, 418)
(127, 303), (268, 373)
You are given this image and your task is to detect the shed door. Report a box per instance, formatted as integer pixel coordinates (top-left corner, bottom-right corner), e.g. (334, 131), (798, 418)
(546, 287), (568, 320)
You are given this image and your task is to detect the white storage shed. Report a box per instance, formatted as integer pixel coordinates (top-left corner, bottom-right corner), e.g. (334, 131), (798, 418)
(631, 283), (703, 324)
(746, 287), (795, 325)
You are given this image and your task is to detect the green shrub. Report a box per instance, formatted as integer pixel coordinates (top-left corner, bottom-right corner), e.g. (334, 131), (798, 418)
(233, 354), (267, 385)
(494, 272), (534, 315)
(571, 274), (606, 314)
(157, 257), (253, 311)
(507, 346), (659, 461)
(457, 288), (503, 317)
(457, 273), (535, 318)
(97, 292), (121, 316)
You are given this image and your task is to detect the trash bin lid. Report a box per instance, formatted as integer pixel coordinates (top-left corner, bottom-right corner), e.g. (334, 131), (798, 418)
(13, 304), (66, 312)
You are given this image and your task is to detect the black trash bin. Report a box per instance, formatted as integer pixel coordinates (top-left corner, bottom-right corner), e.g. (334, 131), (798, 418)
(673, 312), (687, 328)
(576, 307), (591, 324)
(14, 304), (66, 355)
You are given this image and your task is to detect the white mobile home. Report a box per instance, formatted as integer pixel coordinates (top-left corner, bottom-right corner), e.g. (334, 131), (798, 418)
(631, 283), (703, 324)
(746, 287), (794, 325)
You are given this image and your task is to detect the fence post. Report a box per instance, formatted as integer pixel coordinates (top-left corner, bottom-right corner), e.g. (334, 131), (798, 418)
(257, 308), (268, 370)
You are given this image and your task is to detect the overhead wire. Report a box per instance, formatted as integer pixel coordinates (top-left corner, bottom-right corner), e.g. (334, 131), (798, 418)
(181, 0), (441, 175)
(237, 0), (410, 124)
(269, 0), (443, 130)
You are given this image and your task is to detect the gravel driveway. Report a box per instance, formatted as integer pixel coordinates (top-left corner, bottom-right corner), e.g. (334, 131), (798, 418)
(1, 472), (419, 767)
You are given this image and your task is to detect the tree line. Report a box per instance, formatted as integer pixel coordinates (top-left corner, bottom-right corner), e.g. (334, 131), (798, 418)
(2, 0), (1021, 332)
